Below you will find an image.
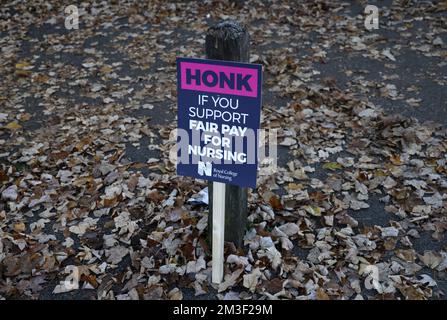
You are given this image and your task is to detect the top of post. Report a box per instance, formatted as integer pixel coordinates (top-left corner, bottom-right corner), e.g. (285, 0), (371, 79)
(205, 20), (250, 62)
(207, 20), (247, 41)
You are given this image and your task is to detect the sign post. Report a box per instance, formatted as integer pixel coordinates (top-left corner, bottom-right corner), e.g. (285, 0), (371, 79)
(212, 182), (225, 283)
(205, 21), (251, 251)
(176, 21), (261, 283)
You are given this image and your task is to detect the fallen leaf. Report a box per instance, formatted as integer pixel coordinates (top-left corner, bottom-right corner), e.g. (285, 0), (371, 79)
(5, 121), (22, 130)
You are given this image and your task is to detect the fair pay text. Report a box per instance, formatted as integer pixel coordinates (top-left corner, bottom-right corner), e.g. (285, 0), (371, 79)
(189, 94), (248, 140)
(186, 93), (251, 164)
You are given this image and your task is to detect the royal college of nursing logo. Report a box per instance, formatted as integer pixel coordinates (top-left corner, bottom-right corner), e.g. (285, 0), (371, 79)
(198, 161), (212, 177)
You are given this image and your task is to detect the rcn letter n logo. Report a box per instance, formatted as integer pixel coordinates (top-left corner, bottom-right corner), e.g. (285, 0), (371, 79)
(198, 161), (212, 176)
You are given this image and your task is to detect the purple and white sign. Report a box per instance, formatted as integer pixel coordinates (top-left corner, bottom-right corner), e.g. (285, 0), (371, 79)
(176, 57), (262, 188)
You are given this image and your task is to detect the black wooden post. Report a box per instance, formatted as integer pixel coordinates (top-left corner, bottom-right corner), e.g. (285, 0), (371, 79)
(206, 21), (249, 248)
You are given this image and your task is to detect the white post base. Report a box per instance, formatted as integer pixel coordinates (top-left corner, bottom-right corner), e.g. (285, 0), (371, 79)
(211, 182), (226, 284)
